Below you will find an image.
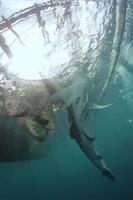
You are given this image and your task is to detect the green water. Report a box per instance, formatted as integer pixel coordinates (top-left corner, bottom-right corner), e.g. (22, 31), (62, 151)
(0, 0), (133, 199)
(0, 76), (133, 200)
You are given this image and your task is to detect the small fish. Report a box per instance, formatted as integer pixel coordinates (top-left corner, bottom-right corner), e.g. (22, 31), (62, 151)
(68, 104), (116, 182)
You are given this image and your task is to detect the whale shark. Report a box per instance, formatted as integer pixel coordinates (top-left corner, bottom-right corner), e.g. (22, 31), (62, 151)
(0, 67), (115, 181)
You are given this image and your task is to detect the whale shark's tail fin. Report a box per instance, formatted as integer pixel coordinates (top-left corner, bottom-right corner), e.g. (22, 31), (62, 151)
(102, 168), (116, 182)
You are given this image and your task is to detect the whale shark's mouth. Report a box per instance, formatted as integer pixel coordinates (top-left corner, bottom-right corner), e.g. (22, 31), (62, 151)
(18, 115), (55, 142)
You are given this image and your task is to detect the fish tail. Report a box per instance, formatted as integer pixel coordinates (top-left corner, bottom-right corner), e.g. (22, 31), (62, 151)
(102, 168), (116, 182)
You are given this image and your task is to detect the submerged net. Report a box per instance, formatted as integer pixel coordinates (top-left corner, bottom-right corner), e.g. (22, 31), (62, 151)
(0, 0), (130, 140)
(0, 0), (127, 102)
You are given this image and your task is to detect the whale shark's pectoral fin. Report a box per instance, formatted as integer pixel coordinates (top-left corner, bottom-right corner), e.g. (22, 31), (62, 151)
(89, 103), (112, 110)
(50, 85), (76, 106)
(50, 86), (70, 103)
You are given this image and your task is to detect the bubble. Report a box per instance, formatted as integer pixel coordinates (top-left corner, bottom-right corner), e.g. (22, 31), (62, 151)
(128, 119), (133, 127)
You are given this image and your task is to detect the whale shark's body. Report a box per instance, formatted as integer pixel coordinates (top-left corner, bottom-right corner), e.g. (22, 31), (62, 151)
(0, 68), (115, 181)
